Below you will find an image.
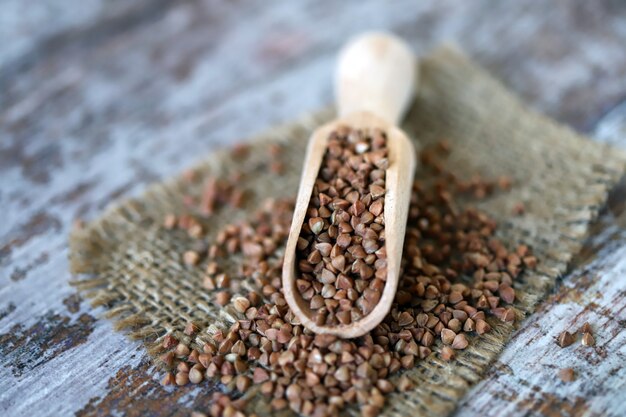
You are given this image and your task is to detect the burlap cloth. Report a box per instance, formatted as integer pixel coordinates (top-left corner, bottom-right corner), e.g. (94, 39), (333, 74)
(69, 46), (626, 416)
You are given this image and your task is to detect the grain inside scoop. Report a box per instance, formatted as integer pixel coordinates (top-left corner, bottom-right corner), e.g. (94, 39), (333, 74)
(282, 32), (417, 337)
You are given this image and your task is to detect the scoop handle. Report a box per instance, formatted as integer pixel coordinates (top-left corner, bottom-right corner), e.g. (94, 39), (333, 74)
(335, 32), (416, 126)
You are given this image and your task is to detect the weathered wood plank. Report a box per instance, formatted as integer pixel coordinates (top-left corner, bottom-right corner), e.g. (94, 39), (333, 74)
(1, 1), (625, 416)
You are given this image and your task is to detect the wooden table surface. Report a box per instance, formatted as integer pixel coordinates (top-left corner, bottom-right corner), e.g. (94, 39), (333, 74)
(1, 1), (625, 416)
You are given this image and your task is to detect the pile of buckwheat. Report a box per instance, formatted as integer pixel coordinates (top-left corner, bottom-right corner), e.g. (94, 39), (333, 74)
(160, 138), (536, 417)
(296, 126), (389, 327)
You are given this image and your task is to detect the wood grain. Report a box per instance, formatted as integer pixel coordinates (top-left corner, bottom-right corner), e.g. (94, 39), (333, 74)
(1, 1), (625, 416)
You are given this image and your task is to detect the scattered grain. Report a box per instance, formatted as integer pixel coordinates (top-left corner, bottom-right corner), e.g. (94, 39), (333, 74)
(451, 333), (468, 350)
(175, 343), (190, 357)
(440, 346), (455, 361)
(581, 332), (595, 347)
(189, 367), (204, 384)
(162, 334), (178, 349)
(183, 250), (200, 266)
(184, 322), (199, 336)
(163, 214), (177, 229)
(558, 367), (576, 382)
(175, 371), (189, 386)
(558, 331), (576, 348)
(162, 372), (175, 386)
(164, 139), (537, 416)
(397, 375), (413, 392)
(215, 291), (231, 306)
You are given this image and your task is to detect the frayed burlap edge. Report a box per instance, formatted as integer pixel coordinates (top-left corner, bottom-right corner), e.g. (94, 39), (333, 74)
(69, 46), (626, 417)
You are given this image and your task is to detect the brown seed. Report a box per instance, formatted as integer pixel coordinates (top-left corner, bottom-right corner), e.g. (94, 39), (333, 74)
(331, 255), (346, 272)
(369, 199), (383, 216)
(558, 367), (576, 382)
(397, 375), (413, 392)
(297, 237), (309, 250)
(580, 322), (592, 334)
(440, 346), (455, 361)
(581, 332), (595, 347)
(260, 380), (274, 396)
(242, 242), (263, 258)
(233, 297), (251, 313)
(376, 379), (394, 394)
(271, 398), (288, 411)
(448, 291), (463, 305)
(253, 367), (270, 383)
(188, 349), (199, 363)
(247, 291), (261, 306)
(188, 224), (203, 238)
(189, 367), (204, 384)
(337, 233), (352, 248)
(334, 365), (351, 382)
(205, 363), (219, 378)
(475, 319), (491, 335)
(175, 371), (189, 386)
(498, 283), (515, 304)
(451, 333), (468, 350)
(286, 384), (302, 401)
(160, 351), (175, 367)
(309, 217), (325, 234)
(557, 331), (576, 348)
(398, 312), (414, 326)
(198, 353), (211, 369)
(501, 308), (515, 322)
(175, 343), (190, 357)
(215, 291), (231, 306)
(205, 253), (220, 269)
(203, 342), (217, 355)
(307, 249), (322, 264)
(162, 334), (178, 349)
(447, 318), (462, 333)
(177, 362), (190, 373)
(419, 346), (432, 359)
(320, 268), (336, 284)
(218, 338), (233, 354)
(310, 295), (325, 310)
(336, 310), (352, 325)
(321, 284), (336, 299)
(361, 405), (380, 417)
(401, 355), (414, 369)
(184, 322), (199, 336)
(422, 331), (435, 347)
(231, 340), (246, 356)
(162, 372), (175, 386)
(183, 251), (199, 266)
(523, 256), (537, 268)
(441, 329), (456, 345)
(369, 184), (385, 199)
(236, 375), (251, 392)
(216, 273), (230, 289)
(163, 214), (177, 229)
(203, 275), (216, 290)
(209, 403), (222, 417)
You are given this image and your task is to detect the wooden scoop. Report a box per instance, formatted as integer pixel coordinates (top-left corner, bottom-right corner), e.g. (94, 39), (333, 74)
(282, 32), (417, 338)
